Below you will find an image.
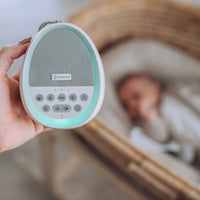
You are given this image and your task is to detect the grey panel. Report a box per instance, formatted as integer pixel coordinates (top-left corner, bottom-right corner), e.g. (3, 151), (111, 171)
(29, 28), (94, 86)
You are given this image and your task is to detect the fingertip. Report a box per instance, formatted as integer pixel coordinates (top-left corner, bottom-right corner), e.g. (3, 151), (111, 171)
(9, 43), (29, 60)
(18, 42), (30, 54)
(18, 37), (32, 46)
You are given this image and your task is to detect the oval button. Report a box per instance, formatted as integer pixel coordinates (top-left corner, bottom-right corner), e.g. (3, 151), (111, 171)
(47, 94), (55, 102)
(58, 94), (66, 102)
(35, 94), (44, 102)
(69, 93), (77, 101)
(80, 93), (88, 102)
(62, 105), (71, 112)
(53, 105), (62, 112)
(74, 104), (82, 112)
(42, 105), (50, 112)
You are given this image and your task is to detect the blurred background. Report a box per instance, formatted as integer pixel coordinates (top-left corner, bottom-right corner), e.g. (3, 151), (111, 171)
(1, 0), (200, 200)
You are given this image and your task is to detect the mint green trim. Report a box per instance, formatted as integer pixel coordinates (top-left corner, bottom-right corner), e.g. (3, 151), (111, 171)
(22, 24), (100, 128)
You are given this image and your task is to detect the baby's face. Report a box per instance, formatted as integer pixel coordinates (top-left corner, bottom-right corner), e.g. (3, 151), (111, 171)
(118, 76), (161, 121)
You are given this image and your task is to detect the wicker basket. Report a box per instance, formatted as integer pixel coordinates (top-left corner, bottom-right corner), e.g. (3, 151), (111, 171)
(68, 0), (200, 58)
(64, 0), (200, 199)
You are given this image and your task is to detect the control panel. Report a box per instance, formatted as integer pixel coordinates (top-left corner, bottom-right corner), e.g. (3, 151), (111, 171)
(31, 86), (93, 119)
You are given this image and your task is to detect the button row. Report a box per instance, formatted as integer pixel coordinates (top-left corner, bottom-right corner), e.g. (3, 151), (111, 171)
(53, 104), (71, 112)
(42, 104), (82, 113)
(36, 93), (88, 102)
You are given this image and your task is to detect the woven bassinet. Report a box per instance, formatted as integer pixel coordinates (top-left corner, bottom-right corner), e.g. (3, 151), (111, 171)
(58, 0), (200, 199)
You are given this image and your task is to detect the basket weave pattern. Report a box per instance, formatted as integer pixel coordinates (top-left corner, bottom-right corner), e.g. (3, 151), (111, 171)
(67, 0), (200, 199)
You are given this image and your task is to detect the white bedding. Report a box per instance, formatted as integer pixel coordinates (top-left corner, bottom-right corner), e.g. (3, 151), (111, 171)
(99, 39), (200, 183)
(99, 39), (200, 136)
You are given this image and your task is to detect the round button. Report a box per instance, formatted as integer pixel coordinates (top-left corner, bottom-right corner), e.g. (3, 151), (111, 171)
(35, 94), (43, 102)
(62, 105), (71, 112)
(69, 93), (77, 101)
(80, 93), (88, 102)
(74, 104), (82, 112)
(53, 105), (61, 112)
(42, 105), (50, 112)
(58, 94), (66, 102)
(46, 94), (55, 102)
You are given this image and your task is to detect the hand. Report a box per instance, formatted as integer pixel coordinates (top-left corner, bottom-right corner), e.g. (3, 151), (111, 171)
(140, 100), (158, 122)
(0, 38), (50, 153)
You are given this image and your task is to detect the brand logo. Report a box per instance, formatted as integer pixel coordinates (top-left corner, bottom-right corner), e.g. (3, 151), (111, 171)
(51, 73), (72, 81)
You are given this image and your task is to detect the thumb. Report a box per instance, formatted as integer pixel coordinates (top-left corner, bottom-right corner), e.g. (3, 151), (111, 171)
(139, 101), (149, 117)
(140, 101), (157, 121)
(0, 37), (31, 76)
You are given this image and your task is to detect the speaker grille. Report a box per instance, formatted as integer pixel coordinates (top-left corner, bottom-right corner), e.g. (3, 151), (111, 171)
(29, 28), (94, 87)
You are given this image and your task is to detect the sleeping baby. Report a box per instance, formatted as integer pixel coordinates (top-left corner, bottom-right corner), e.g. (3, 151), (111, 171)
(116, 73), (200, 164)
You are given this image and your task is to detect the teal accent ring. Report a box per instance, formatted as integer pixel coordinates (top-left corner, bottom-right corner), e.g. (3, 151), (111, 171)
(22, 24), (100, 128)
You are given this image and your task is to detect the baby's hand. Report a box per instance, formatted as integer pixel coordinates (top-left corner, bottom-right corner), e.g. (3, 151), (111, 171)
(0, 38), (50, 153)
(140, 100), (158, 122)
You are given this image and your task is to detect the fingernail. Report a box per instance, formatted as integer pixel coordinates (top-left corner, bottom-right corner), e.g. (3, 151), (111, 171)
(18, 37), (31, 45)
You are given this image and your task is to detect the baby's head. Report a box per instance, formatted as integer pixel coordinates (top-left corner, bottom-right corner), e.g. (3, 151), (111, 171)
(116, 73), (163, 121)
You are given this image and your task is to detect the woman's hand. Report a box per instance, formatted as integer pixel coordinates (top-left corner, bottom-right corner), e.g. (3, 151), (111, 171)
(0, 38), (50, 153)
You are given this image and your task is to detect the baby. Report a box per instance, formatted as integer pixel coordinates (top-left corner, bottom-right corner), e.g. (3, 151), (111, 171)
(116, 74), (162, 123)
(116, 73), (200, 164)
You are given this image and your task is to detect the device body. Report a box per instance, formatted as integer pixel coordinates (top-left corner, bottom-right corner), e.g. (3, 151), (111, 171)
(20, 23), (105, 129)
